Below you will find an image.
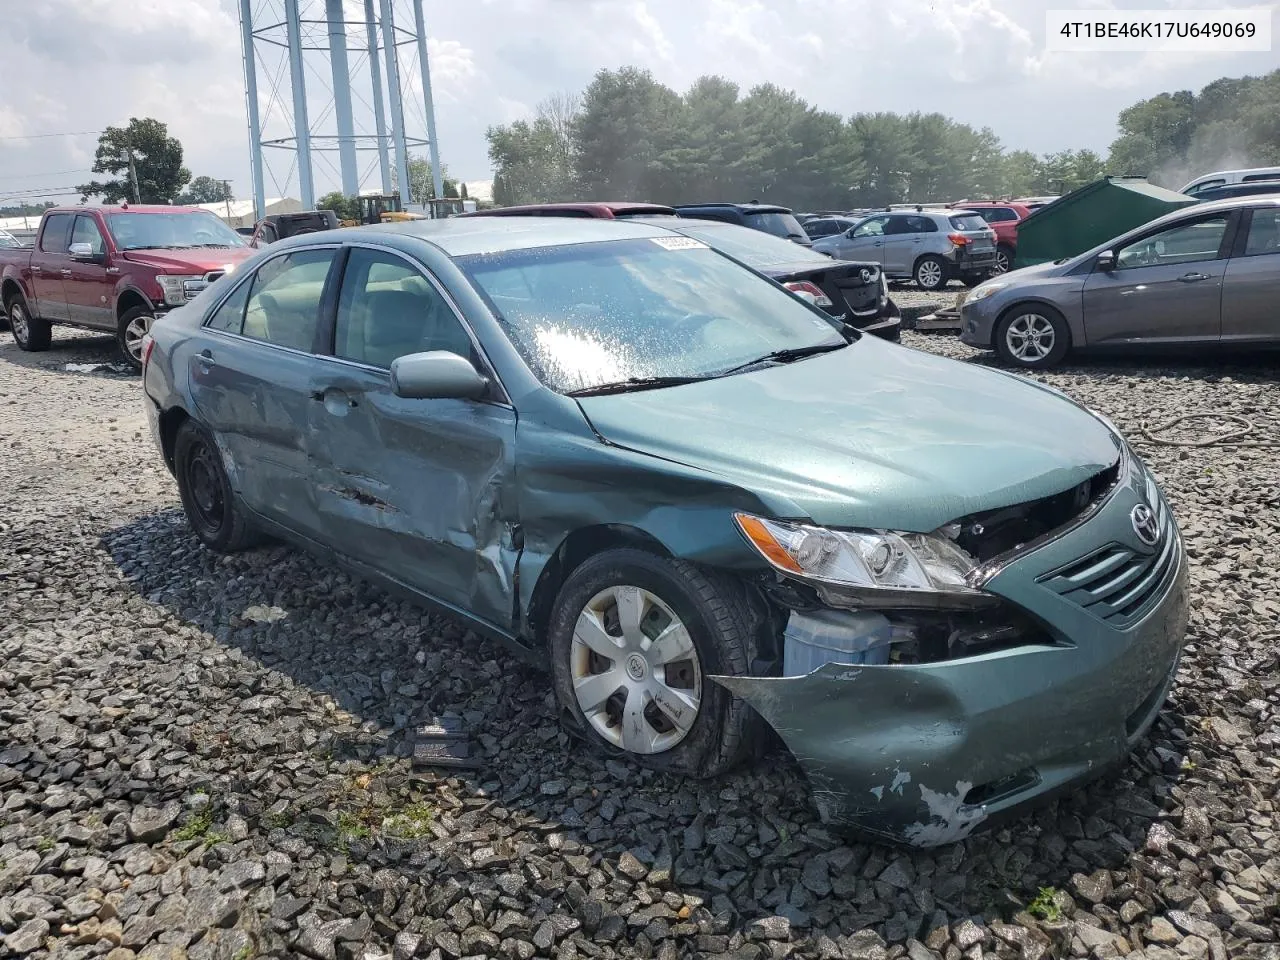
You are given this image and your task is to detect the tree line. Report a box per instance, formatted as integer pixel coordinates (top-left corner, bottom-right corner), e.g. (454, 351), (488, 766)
(488, 67), (1280, 210)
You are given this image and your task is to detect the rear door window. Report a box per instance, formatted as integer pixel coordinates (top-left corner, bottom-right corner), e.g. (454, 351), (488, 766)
(1242, 209), (1280, 257)
(40, 214), (73, 253)
(241, 248), (337, 351)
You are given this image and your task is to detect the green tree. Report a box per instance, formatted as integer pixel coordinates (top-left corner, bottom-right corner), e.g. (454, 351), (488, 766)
(77, 117), (190, 204)
(316, 191), (359, 221)
(392, 155), (457, 205)
(573, 67), (683, 199)
(177, 176), (232, 205)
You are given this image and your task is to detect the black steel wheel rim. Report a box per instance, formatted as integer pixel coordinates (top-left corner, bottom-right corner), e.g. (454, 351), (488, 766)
(186, 441), (225, 535)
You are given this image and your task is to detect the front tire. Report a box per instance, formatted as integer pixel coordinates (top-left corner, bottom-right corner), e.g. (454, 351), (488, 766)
(8, 296), (52, 352)
(174, 420), (262, 553)
(548, 548), (764, 778)
(995, 304), (1071, 369)
(914, 255), (949, 291)
(117, 306), (155, 370)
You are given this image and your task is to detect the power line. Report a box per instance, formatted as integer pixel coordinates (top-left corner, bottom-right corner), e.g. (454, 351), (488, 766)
(0, 131), (102, 141)
(2, 168), (94, 180)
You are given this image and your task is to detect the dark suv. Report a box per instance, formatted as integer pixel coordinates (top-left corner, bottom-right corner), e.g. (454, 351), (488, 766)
(673, 203), (813, 246)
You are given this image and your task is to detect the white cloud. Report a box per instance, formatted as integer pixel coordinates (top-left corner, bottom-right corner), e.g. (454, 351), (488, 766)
(1, 0), (1277, 204)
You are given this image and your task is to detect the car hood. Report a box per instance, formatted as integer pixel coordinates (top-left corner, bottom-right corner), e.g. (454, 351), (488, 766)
(121, 247), (254, 273)
(575, 337), (1120, 531)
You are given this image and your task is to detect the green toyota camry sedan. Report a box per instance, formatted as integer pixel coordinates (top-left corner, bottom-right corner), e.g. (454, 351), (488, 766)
(141, 216), (1188, 846)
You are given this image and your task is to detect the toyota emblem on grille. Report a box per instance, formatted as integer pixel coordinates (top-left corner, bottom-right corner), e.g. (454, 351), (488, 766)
(1130, 503), (1160, 547)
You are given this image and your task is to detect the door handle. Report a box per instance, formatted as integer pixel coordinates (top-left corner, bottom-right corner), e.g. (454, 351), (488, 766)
(1179, 272), (1209, 282)
(196, 348), (216, 372)
(31, 265), (41, 272)
(311, 388), (358, 409)
(60, 269), (72, 276)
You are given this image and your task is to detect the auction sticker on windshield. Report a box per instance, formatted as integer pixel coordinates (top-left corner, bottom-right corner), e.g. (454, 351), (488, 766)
(650, 236), (708, 250)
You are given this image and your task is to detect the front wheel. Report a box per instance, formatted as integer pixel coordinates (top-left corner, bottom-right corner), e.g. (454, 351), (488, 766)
(914, 255), (949, 291)
(995, 304), (1071, 369)
(548, 548), (764, 778)
(117, 306), (155, 370)
(8, 296), (52, 352)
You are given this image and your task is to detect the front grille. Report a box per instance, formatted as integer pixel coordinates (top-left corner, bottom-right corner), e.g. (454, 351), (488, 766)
(1038, 492), (1179, 625)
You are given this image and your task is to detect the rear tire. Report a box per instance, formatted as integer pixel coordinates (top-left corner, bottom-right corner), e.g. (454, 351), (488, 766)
(994, 245), (1014, 274)
(914, 255), (949, 291)
(174, 420), (262, 553)
(994, 304), (1071, 369)
(7, 296), (52, 352)
(117, 306), (155, 370)
(548, 547), (765, 779)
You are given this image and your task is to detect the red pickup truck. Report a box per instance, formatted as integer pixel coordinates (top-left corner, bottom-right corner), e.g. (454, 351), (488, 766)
(0, 205), (254, 368)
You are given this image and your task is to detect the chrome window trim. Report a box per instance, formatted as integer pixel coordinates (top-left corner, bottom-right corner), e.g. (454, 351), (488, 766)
(199, 239), (512, 407)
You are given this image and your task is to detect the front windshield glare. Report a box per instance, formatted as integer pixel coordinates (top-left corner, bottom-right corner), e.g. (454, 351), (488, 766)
(106, 212), (246, 250)
(459, 238), (846, 394)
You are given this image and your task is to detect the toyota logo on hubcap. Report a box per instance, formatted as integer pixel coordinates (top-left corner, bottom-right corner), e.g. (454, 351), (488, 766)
(1130, 503), (1160, 547)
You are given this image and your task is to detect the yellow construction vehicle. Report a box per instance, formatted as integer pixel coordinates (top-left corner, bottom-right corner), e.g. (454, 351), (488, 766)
(338, 194), (428, 227)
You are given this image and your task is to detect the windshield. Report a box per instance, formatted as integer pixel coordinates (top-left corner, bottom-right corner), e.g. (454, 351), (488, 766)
(457, 238), (846, 394)
(668, 222), (832, 268)
(744, 211), (808, 240)
(105, 212), (246, 251)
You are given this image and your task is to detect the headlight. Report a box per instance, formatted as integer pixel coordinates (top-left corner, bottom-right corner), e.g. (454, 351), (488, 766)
(735, 513), (986, 606)
(966, 281), (1010, 303)
(156, 274), (205, 306)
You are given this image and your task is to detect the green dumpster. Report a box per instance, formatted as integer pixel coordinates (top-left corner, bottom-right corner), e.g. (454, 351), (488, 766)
(1013, 176), (1198, 269)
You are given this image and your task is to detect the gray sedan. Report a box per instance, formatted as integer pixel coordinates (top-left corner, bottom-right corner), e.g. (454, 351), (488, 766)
(960, 196), (1280, 368)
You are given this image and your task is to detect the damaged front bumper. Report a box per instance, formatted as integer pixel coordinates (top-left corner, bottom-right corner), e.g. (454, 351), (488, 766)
(713, 456), (1189, 847)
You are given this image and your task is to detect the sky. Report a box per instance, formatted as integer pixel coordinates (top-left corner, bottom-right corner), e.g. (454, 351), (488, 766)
(1, 0), (1277, 208)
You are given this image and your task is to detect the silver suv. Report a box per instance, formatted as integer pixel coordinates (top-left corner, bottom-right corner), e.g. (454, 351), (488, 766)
(812, 209), (997, 290)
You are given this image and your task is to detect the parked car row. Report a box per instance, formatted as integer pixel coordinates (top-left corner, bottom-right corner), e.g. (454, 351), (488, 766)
(960, 195), (1280, 369)
(810, 208), (999, 290)
(138, 213), (1189, 845)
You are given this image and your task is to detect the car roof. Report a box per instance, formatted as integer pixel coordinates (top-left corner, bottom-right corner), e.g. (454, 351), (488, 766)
(674, 203), (793, 214)
(290, 215), (680, 258)
(460, 201), (676, 218)
(49, 204), (208, 215)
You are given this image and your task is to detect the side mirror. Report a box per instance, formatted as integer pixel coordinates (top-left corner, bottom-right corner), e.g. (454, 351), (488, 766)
(845, 227), (858, 238)
(1095, 250), (1116, 271)
(390, 351), (489, 400)
(69, 241), (102, 263)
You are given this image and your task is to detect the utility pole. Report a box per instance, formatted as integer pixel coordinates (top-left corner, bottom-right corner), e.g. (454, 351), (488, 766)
(222, 180), (234, 221)
(124, 147), (141, 204)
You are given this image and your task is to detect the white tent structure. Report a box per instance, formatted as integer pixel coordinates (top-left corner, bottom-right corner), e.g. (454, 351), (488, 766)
(194, 197), (304, 229)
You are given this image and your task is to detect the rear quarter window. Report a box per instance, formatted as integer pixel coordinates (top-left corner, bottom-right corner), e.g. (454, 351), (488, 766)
(949, 215), (989, 232)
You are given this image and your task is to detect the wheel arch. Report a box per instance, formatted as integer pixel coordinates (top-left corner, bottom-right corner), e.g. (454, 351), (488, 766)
(523, 523), (672, 648)
(912, 252), (949, 286)
(116, 287), (155, 322)
(1, 278), (27, 310)
(157, 405), (192, 472)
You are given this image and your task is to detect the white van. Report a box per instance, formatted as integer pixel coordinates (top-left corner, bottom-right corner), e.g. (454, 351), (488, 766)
(1181, 167), (1280, 196)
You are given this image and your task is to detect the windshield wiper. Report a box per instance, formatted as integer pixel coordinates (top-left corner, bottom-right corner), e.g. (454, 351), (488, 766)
(714, 341), (847, 377)
(566, 375), (711, 397)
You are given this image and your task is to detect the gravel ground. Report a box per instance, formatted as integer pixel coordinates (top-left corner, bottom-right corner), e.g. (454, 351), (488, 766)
(2, 322), (1279, 960)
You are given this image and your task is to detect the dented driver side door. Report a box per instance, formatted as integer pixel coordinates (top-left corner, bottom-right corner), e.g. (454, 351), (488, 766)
(305, 245), (519, 632)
